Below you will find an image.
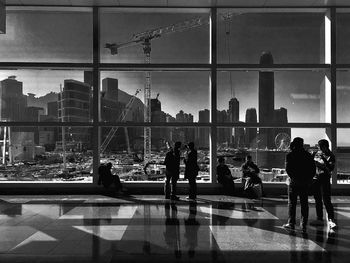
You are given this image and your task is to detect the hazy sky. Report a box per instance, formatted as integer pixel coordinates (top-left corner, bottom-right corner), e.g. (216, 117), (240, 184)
(0, 8), (348, 145)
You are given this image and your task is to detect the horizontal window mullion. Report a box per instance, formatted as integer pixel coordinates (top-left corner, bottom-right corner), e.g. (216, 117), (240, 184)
(215, 123), (333, 128)
(0, 122), (93, 126)
(98, 122), (214, 127)
(100, 63), (212, 71)
(0, 62), (93, 70)
(335, 123), (350, 128)
(217, 64), (331, 70)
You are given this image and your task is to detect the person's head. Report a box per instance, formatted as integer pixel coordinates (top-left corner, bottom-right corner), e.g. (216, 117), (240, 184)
(291, 137), (304, 150)
(174, 141), (181, 149)
(246, 155), (253, 162)
(318, 139), (329, 152)
(187, 142), (195, 150)
(106, 162), (112, 169)
(218, 156), (225, 164)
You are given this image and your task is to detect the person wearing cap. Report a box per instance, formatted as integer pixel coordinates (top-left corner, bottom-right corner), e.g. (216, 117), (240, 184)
(283, 137), (315, 232)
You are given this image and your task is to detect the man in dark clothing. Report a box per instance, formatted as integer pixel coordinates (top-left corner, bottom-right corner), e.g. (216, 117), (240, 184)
(312, 139), (337, 230)
(217, 157), (235, 196)
(164, 141), (181, 200)
(184, 142), (199, 201)
(283, 137), (316, 232)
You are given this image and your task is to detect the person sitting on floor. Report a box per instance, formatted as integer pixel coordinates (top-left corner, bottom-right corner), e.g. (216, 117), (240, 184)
(216, 157), (235, 196)
(241, 155), (264, 198)
(98, 162), (125, 195)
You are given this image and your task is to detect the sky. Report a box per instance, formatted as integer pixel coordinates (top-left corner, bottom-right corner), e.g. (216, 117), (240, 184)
(0, 8), (349, 145)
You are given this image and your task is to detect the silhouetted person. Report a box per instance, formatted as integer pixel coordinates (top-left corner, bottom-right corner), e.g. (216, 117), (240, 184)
(241, 155), (263, 198)
(312, 139), (337, 230)
(164, 141), (181, 200)
(98, 162), (124, 194)
(164, 203), (181, 258)
(184, 142), (199, 201)
(216, 157), (235, 196)
(184, 202), (200, 258)
(283, 137), (315, 232)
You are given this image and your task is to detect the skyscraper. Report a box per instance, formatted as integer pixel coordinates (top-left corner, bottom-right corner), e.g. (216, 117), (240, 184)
(198, 109), (210, 148)
(245, 108), (258, 147)
(150, 96), (166, 150)
(217, 110), (231, 144)
(228, 97), (243, 147)
(102, 78), (118, 102)
(228, 98), (239, 122)
(259, 51), (275, 148)
(58, 79), (92, 150)
(0, 76), (27, 121)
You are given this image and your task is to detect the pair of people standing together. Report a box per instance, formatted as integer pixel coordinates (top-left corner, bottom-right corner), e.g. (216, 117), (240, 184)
(164, 141), (199, 201)
(284, 137), (337, 232)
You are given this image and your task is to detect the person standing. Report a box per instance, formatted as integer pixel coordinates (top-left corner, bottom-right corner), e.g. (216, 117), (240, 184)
(283, 137), (315, 232)
(312, 139), (337, 230)
(184, 142), (199, 201)
(164, 141), (181, 200)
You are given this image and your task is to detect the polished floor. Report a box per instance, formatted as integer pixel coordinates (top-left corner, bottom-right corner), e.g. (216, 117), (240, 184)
(0, 195), (349, 263)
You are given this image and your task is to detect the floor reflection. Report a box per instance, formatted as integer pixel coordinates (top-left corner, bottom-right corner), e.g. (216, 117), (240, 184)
(0, 195), (349, 262)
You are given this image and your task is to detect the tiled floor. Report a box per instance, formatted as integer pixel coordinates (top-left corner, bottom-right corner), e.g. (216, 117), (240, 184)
(0, 195), (349, 262)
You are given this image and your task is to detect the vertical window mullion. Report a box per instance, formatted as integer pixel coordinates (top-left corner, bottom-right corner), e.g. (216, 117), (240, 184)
(330, 7), (338, 186)
(210, 8), (217, 185)
(92, 6), (100, 184)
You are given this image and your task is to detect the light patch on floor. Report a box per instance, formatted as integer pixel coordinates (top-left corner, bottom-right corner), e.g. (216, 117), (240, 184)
(210, 225), (325, 251)
(199, 206), (279, 219)
(11, 231), (57, 250)
(59, 205), (137, 219)
(73, 225), (128, 241)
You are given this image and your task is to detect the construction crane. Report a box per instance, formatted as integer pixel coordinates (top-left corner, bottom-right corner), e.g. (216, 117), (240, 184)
(105, 16), (208, 164)
(100, 89), (141, 154)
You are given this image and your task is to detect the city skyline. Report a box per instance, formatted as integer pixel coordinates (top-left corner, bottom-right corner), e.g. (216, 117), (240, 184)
(0, 73), (335, 147)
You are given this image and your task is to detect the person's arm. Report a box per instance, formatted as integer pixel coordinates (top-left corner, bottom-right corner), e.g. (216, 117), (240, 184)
(224, 165), (232, 179)
(241, 164), (248, 177)
(323, 152), (335, 173)
(98, 166), (103, 185)
(252, 163), (260, 174)
(285, 154), (295, 180)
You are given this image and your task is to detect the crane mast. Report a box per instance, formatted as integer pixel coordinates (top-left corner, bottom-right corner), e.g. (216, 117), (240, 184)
(105, 15), (212, 164)
(143, 40), (152, 163)
(100, 89), (141, 154)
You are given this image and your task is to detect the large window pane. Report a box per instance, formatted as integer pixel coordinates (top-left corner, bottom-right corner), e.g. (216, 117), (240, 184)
(217, 70), (328, 125)
(100, 71), (210, 123)
(100, 126), (210, 182)
(337, 70), (350, 123)
(337, 10), (350, 64)
(337, 129), (350, 184)
(0, 7), (92, 63)
(0, 70), (93, 122)
(217, 9), (326, 64)
(217, 127), (329, 183)
(100, 8), (210, 63)
(0, 126), (93, 182)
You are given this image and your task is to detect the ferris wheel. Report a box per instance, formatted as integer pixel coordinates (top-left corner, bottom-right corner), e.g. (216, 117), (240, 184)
(275, 133), (291, 150)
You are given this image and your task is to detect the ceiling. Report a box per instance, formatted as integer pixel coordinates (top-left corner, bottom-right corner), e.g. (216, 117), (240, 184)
(3, 0), (350, 7)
